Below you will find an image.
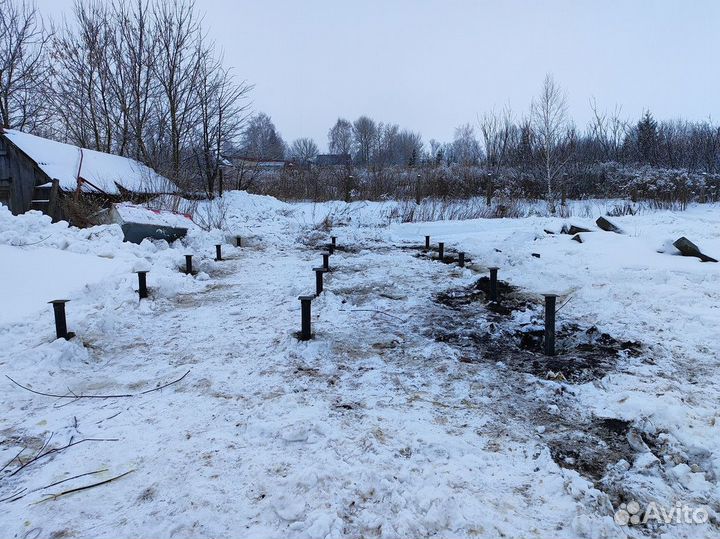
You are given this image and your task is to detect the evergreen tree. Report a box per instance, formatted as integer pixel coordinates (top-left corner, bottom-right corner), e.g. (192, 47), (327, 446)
(636, 110), (658, 165)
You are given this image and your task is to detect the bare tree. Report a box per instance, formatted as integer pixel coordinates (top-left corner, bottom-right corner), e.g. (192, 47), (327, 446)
(289, 137), (318, 164)
(193, 55), (251, 196)
(531, 74), (572, 201)
(152, 0), (204, 178)
(394, 129), (423, 166)
(588, 98), (627, 162)
(428, 139), (445, 164)
(692, 120), (720, 173)
(0, 0), (52, 131)
(352, 115), (376, 165)
(452, 123), (481, 165)
(48, 0), (252, 195)
(110, 0), (159, 163)
(479, 105), (515, 172)
(373, 122), (398, 168)
(240, 112), (285, 160)
(51, 1), (120, 151)
(328, 118), (353, 155)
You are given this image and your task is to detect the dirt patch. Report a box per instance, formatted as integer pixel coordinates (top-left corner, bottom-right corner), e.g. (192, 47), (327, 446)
(412, 250), (470, 266)
(518, 323), (642, 357)
(431, 320), (640, 384)
(327, 244), (361, 254)
(430, 279), (642, 384)
(427, 278), (648, 488)
(398, 244), (473, 265)
(436, 277), (533, 315)
(546, 416), (634, 481)
(439, 332), (613, 383)
(299, 233), (363, 254)
(172, 283), (235, 308)
(397, 244), (429, 253)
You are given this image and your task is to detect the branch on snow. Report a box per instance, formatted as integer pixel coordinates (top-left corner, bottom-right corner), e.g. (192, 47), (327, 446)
(5, 369), (191, 401)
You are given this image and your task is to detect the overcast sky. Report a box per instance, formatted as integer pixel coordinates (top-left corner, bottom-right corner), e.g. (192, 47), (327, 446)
(36, 0), (720, 150)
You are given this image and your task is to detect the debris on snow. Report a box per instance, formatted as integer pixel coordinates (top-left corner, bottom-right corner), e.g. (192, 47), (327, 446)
(562, 224), (592, 235)
(93, 203), (196, 244)
(596, 216), (624, 234)
(673, 236), (718, 262)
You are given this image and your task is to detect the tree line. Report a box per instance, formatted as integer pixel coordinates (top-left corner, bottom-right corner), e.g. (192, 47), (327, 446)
(249, 75), (720, 205)
(1, 0), (250, 195)
(2, 0), (719, 204)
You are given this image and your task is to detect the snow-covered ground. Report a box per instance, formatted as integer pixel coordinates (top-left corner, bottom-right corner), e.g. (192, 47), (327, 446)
(0, 194), (718, 538)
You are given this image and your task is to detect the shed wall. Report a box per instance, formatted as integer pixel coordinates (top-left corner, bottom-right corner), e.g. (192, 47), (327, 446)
(0, 136), (52, 214)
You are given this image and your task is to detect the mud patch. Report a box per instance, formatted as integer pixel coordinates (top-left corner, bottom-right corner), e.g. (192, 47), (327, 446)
(397, 244), (430, 253)
(546, 417), (634, 481)
(397, 244), (471, 264)
(299, 232), (363, 254)
(436, 277), (534, 316)
(327, 244), (361, 254)
(173, 283), (235, 308)
(519, 323), (642, 357)
(431, 280), (641, 383)
(432, 320), (640, 383)
(411, 250), (470, 266)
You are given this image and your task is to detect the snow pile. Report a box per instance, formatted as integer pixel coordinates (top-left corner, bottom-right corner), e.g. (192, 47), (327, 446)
(0, 202), (256, 328)
(185, 191), (392, 246)
(0, 245), (118, 325)
(113, 203), (195, 229)
(0, 191), (336, 328)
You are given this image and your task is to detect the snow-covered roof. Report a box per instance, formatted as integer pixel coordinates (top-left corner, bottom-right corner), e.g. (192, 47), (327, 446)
(2, 129), (173, 194)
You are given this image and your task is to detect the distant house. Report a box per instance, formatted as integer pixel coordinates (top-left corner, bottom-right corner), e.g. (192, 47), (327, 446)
(229, 156), (294, 171)
(312, 154), (352, 167)
(0, 128), (174, 221)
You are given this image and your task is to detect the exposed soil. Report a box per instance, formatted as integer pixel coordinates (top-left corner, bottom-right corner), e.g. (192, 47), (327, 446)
(397, 243), (474, 265)
(546, 417), (633, 481)
(327, 244), (359, 254)
(432, 278), (641, 383)
(437, 277), (533, 315)
(423, 271), (652, 494)
(411, 249), (472, 266)
(431, 325), (626, 383)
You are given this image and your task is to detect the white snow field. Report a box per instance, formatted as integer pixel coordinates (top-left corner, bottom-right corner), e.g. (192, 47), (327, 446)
(0, 194), (718, 538)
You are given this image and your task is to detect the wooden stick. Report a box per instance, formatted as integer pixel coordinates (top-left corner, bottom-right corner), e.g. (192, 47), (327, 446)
(36, 469), (135, 503)
(139, 370), (191, 394)
(5, 376), (132, 399)
(0, 447), (26, 474)
(9, 438), (118, 477)
(2, 469), (109, 503)
(39, 469), (108, 491)
(32, 432), (54, 460)
(10, 235), (52, 247)
(6, 369), (191, 401)
(0, 488), (27, 503)
(343, 309), (407, 322)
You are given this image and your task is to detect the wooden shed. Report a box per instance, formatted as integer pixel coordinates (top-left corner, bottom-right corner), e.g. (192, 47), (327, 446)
(0, 128), (175, 222)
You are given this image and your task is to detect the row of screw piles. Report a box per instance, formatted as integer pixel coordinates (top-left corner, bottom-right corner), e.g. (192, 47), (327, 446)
(423, 235), (556, 356)
(50, 239), (245, 341)
(298, 236), (337, 341)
